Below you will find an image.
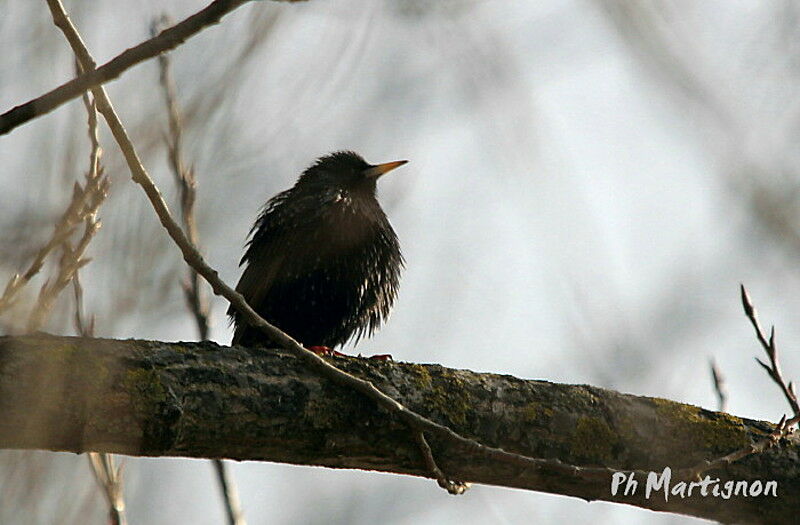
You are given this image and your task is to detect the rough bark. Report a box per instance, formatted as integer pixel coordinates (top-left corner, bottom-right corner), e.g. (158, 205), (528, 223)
(0, 334), (797, 523)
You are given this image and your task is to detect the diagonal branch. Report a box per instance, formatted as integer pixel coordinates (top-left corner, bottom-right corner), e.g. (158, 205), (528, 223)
(0, 0), (258, 136)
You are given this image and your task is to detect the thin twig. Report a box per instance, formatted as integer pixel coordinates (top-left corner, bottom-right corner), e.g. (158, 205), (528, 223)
(72, 274), (95, 338)
(0, 0), (253, 136)
(709, 358), (728, 413)
(413, 431), (470, 495)
(674, 284), (800, 484)
(152, 14), (243, 523)
(681, 288), (800, 481)
(212, 459), (246, 525)
(70, 77), (99, 340)
(0, 197), (80, 316)
(153, 15), (211, 342)
(678, 413), (799, 480)
(25, 84), (109, 332)
(0, 116), (105, 319)
(87, 452), (127, 525)
(740, 284), (800, 415)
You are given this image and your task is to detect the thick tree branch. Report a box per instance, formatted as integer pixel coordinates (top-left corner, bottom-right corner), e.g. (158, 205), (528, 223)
(1, 335), (797, 524)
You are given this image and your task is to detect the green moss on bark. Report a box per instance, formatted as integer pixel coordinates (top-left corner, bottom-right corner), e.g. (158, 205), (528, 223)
(570, 416), (618, 463)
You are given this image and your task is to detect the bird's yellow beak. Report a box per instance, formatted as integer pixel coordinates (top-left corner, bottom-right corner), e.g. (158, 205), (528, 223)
(363, 160), (408, 178)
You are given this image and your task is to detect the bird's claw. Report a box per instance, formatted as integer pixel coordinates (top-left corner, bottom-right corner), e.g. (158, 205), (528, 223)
(306, 345), (347, 358)
(307, 346), (393, 361)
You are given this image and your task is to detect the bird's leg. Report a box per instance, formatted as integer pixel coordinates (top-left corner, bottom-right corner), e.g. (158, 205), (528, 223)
(306, 345), (347, 358)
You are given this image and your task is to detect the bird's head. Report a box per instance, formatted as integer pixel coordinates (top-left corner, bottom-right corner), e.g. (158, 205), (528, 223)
(296, 151), (407, 198)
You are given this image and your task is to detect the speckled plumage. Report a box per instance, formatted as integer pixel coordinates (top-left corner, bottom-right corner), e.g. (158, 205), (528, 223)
(229, 151), (405, 349)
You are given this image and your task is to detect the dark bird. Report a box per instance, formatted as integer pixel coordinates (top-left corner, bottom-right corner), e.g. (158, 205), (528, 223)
(229, 151), (406, 352)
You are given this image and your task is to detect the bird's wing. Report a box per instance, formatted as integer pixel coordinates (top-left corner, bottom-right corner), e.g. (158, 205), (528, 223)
(227, 190), (294, 321)
(228, 187), (344, 344)
(228, 188), (332, 318)
(233, 244), (286, 312)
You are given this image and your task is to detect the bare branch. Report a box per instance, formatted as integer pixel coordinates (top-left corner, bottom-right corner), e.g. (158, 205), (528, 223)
(413, 431), (470, 495)
(740, 285), (800, 416)
(709, 358), (728, 412)
(211, 459), (245, 525)
(68, 64), (103, 340)
(25, 93), (109, 332)
(71, 275), (94, 339)
(87, 452), (126, 525)
(152, 15), (211, 342)
(0, 175), (104, 319)
(679, 414), (799, 481)
(0, 59), (109, 333)
(0, 0), (268, 136)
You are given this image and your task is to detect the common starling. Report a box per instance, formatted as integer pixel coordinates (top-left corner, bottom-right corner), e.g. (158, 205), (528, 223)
(229, 151), (407, 352)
